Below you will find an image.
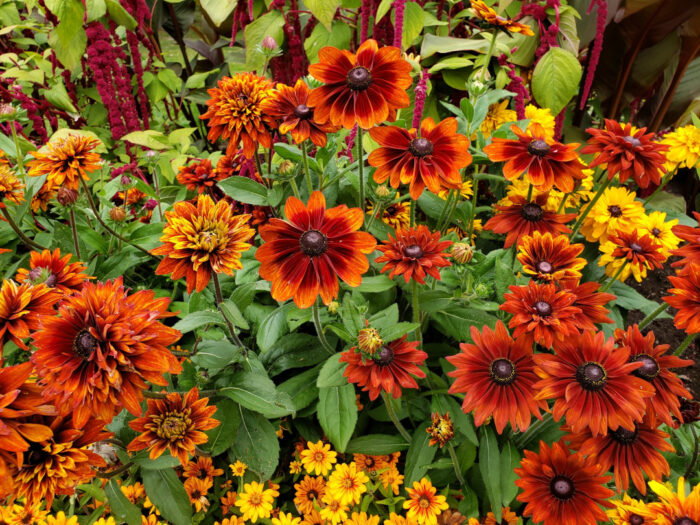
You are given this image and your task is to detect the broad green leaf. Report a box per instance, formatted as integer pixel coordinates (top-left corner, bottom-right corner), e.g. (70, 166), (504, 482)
(218, 176), (270, 206)
(204, 398), (241, 456)
(278, 366), (321, 411)
(261, 333), (328, 377)
(190, 340), (243, 375)
(420, 34), (490, 58)
(256, 303), (294, 351)
(105, 0), (136, 28)
(607, 281), (670, 318)
(172, 310), (225, 333)
(432, 395), (478, 446)
(230, 407), (280, 480)
(306, 0), (340, 31)
(428, 55), (474, 73)
(531, 47), (582, 114)
(85, 0), (106, 21)
(317, 384), (357, 452)
(105, 479), (142, 525)
(200, 0), (237, 27)
(345, 434), (410, 455)
(219, 369), (295, 419)
(185, 69), (219, 89)
(131, 451), (181, 470)
(46, 0), (86, 71)
(244, 11), (285, 70)
(479, 427), (502, 522)
(221, 300), (249, 330)
(404, 420), (437, 486)
(432, 306), (498, 341)
(142, 469), (192, 525)
(379, 322), (420, 343)
(499, 441), (520, 507)
(375, 0), (393, 22)
(401, 2), (425, 50)
(356, 274), (396, 293)
(316, 354), (348, 389)
(121, 130), (170, 150)
(42, 83), (77, 113)
(304, 22), (352, 64)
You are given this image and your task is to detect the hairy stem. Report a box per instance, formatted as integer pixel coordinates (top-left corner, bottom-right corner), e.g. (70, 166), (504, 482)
(313, 300), (336, 355)
(69, 208), (81, 259)
(0, 207), (45, 250)
(382, 392), (412, 442)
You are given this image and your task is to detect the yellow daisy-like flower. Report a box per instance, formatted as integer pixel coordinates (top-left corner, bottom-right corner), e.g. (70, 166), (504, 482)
(384, 512), (418, 525)
(403, 478), (449, 525)
(319, 495), (348, 525)
(346, 512), (380, 525)
(379, 465), (404, 495)
(141, 515), (166, 525)
(525, 105), (555, 140)
(498, 178), (562, 212)
(0, 164), (24, 209)
(639, 211), (680, 257)
(598, 230), (664, 282)
(121, 482), (146, 505)
(11, 503), (50, 525)
(215, 518), (246, 525)
(301, 510), (324, 525)
(579, 185), (645, 243)
(294, 475), (326, 515)
(660, 124), (700, 170)
(607, 493), (650, 525)
(272, 512), (302, 525)
(326, 462), (369, 506)
(647, 477), (700, 524)
(437, 179), (473, 200)
(27, 134), (102, 190)
(563, 168), (595, 209)
(367, 200), (411, 231)
(92, 519), (117, 525)
(467, 520), (479, 525)
(230, 460), (248, 477)
(45, 512), (79, 525)
(235, 481), (276, 523)
(300, 441), (337, 476)
(478, 100), (516, 138)
(290, 460), (303, 474)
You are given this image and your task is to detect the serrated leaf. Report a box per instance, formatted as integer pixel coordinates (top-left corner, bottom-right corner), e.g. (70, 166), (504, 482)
(317, 384), (357, 452)
(142, 469), (192, 525)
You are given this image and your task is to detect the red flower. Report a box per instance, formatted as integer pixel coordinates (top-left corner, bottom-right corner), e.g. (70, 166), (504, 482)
(664, 263), (700, 334)
(671, 211), (700, 271)
(177, 159), (224, 194)
(559, 280), (615, 332)
(256, 191), (376, 308)
(516, 232), (586, 283)
(0, 280), (58, 352)
(368, 118), (472, 200)
(15, 248), (92, 295)
(308, 39), (413, 130)
(375, 226), (452, 284)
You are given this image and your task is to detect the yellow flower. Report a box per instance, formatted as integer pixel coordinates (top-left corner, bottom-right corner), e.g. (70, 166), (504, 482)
(230, 460), (248, 477)
(639, 211), (680, 257)
(498, 178), (562, 212)
(142, 515), (166, 525)
(301, 510), (324, 525)
(647, 477), (700, 524)
(326, 462), (369, 506)
(366, 200), (411, 230)
(46, 512), (79, 525)
(319, 495), (348, 525)
(437, 179), (473, 200)
(10, 503), (48, 525)
(379, 465), (404, 495)
(290, 461), (303, 474)
(235, 481), (276, 523)
(579, 185), (645, 243)
(384, 512), (418, 525)
(27, 134), (102, 190)
(215, 519), (246, 525)
(0, 164), (24, 209)
(562, 168), (595, 209)
(294, 475), (326, 515)
(525, 105), (555, 140)
(660, 124), (700, 170)
(272, 512), (302, 525)
(478, 100), (516, 138)
(606, 493), (649, 525)
(346, 512), (380, 525)
(93, 519), (117, 525)
(121, 482), (146, 505)
(426, 412), (454, 448)
(403, 478), (449, 525)
(300, 441), (337, 476)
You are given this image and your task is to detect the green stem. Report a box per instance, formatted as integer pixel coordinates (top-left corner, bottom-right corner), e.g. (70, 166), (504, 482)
(96, 461), (134, 479)
(441, 193), (461, 235)
(313, 300), (335, 355)
(151, 164), (164, 221)
(436, 190), (455, 231)
(365, 200), (382, 231)
(447, 443), (466, 486)
(480, 33), (498, 83)
(0, 207), (45, 250)
(467, 175), (479, 241)
(412, 279), (420, 339)
(644, 167), (678, 205)
(569, 175), (613, 239)
(289, 177), (301, 199)
(10, 123), (24, 176)
(410, 198), (416, 227)
(600, 261), (627, 292)
(556, 192), (570, 213)
(69, 208), (81, 259)
(638, 302), (669, 330)
(301, 141), (313, 194)
(382, 392), (411, 442)
(526, 183), (533, 202)
(212, 272), (247, 352)
(357, 128), (365, 221)
(674, 332), (698, 356)
(254, 148), (264, 179)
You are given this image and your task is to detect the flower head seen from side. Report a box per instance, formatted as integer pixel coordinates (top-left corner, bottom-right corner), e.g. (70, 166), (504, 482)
(183, 456), (224, 482)
(300, 441), (337, 476)
(403, 478), (449, 525)
(31, 180), (57, 213)
(533, 330), (655, 436)
(294, 475), (326, 514)
(176, 159), (224, 194)
(327, 462), (369, 506)
(152, 194), (254, 294)
(484, 193), (576, 249)
(483, 508), (519, 525)
(200, 72), (276, 158)
(0, 164), (24, 208)
(500, 280), (581, 349)
(235, 481), (276, 523)
(664, 263), (700, 334)
(598, 229), (665, 283)
(308, 39), (413, 130)
(256, 191), (376, 308)
(579, 185), (645, 243)
(607, 494), (651, 525)
(514, 440), (613, 525)
(647, 477), (700, 525)
(260, 79), (339, 147)
(0, 280), (58, 351)
(368, 117), (472, 200)
(517, 231), (586, 283)
(31, 277), (182, 427)
(447, 321), (545, 433)
(470, 0), (535, 35)
(581, 119), (668, 188)
(340, 335), (427, 400)
(15, 248), (92, 295)
(483, 124), (585, 193)
(375, 226), (452, 284)
(127, 388), (218, 466)
(660, 123), (700, 170)
(426, 412), (454, 448)
(27, 134), (102, 190)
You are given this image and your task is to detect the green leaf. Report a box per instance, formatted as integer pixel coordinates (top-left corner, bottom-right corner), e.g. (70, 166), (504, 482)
(256, 303), (294, 352)
(142, 469), (192, 525)
(375, 0), (393, 22)
(479, 427), (502, 522)
(379, 322), (420, 343)
(317, 384), (357, 452)
(218, 176), (270, 206)
(306, 0), (340, 31)
(221, 300), (249, 330)
(420, 34), (490, 58)
(400, 2), (424, 50)
(428, 55), (474, 73)
(230, 407), (280, 480)
(356, 274), (396, 293)
(432, 306), (498, 341)
(262, 333), (329, 377)
(278, 366), (321, 411)
(105, 479), (142, 525)
(85, 0), (106, 21)
(121, 130), (170, 150)
(173, 310), (225, 333)
(345, 434), (410, 455)
(200, 0), (237, 27)
(304, 22), (352, 64)
(244, 11), (285, 70)
(499, 441), (520, 507)
(105, 0), (137, 29)
(204, 398), (241, 456)
(494, 256), (516, 300)
(220, 369), (296, 419)
(531, 47), (582, 114)
(47, 0), (86, 71)
(190, 340), (242, 373)
(432, 395), (478, 446)
(607, 281), (670, 318)
(316, 353), (348, 388)
(131, 451), (181, 470)
(185, 69), (219, 89)
(404, 420), (437, 486)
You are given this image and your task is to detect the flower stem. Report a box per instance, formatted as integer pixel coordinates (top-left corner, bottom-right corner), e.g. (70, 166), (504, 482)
(10, 123), (24, 176)
(0, 207), (45, 250)
(69, 208), (81, 259)
(480, 33), (498, 83)
(638, 302), (669, 330)
(382, 392), (412, 442)
(301, 141), (313, 194)
(436, 190), (454, 231)
(151, 164), (164, 221)
(289, 177), (301, 199)
(412, 279), (421, 341)
(600, 261), (627, 292)
(447, 442), (466, 486)
(212, 272), (247, 351)
(569, 175), (612, 239)
(526, 183), (533, 202)
(313, 300), (335, 355)
(357, 128), (365, 220)
(556, 192), (570, 213)
(674, 332), (698, 356)
(467, 175), (479, 241)
(410, 198), (416, 227)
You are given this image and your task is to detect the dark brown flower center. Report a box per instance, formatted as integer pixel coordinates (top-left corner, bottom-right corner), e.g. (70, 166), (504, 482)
(409, 138), (434, 157)
(534, 300), (552, 316)
(294, 104), (314, 119)
(674, 519), (698, 525)
(520, 203), (544, 222)
(629, 515), (644, 525)
(549, 475), (575, 500)
(527, 139), (551, 157)
(156, 411), (190, 440)
(630, 242), (643, 253)
(608, 205), (622, 217)
(307, 490), (318, 500)
(300, 229), (328, 256)
(73, 329), (98, 360)
(346, 66), (372, 91)
(632, 354), (660, 380)
(611, 424), (638, 445)
(576, 362), (607, 391)
(535, 260), (553, 274)
(623, 136), (642, 148)
(490, 358), (516, 385)
(652, 227), (661, 236)
(374, 345), (395, 366)
(404, 244), (424, 259)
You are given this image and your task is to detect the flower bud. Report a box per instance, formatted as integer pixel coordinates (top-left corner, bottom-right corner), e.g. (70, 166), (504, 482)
(278, 160), (294, 176)
(375, 184), (391, 198)
(144, 198), (158, 210)
(357, 327), (383, 355)
(120, 175), (131, 186)
(109, 206), (126, 222)
(0, 103), (16, 122)
(327, 300), (339, 314)
(56, 187), (78, 206)
(262, 36), (278, 50)
(451, 242), (473, 264)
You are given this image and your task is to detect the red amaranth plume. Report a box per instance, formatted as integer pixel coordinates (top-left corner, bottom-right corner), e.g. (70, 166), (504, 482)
(498, 54), (529, 119)
(579, 0), (607, 109)
(360, 0), (372, 42)
(12, 85), (48, 143)
(392, 0), (406, 49)
(126, 30), (151, 128)
(412, 69), (430, 129)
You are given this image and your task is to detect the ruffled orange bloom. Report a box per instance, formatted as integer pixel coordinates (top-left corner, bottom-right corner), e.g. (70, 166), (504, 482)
(127, 388), (218, 466)
(31, 180), (57, 213)
(261, 79), (339, 147)
(484, 508), (518, 525)
(671, 211), (700, 271)
(216, 151), (247, 180)
(256, 191), (376, 308)
(0, 280), (58, 351)
(353, 454), (392, 473)
(483, 124), (585, 192)
(183, 456), (224, 482)
(559, 279), (615, 331)
(16, 248), (92, 295)
(340, 336), (427, 400)
(368, 118), (472, 200)
(200, 72), (276, 158)
(294, 475), (326, 515)
(185, 477), (213, 512)
(607, 229), (665, 278)
(500, 280), (580, 348)
(581, 119), (668, 188)
(517, 232), (585, 282)
(447, 321), (545, 433)
(31, 277), (182, 427)
(152, 194), (255, 294)
(177, 159), (224, 194)
(565, 414), (673, 494)
(308, 39), (413, 130)
(484, 194), (576, 248)
(27, 134), (102, 190)
(665, 263), (700, 334)
(0, 164), (24, 208)
(470, 0), (535, 35)
(426, 412), (454, 448)
(534, 330), (655, 435)
(514, 441), (613, 525)
(375, 226), (452, 284)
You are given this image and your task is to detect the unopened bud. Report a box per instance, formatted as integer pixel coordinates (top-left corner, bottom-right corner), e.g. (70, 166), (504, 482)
(375, 185), (391, 198)
(278, 160), (294, 176)
(56, 187), (78, 206)
(120, 175), (131, 186)
(357, 327), (383, 355)
(144, 199), (158, 210)
(109, 206), (126, 222)
(327, 301), (339, 314)
(0, 104), (16, 122)
(451, 243), (473, 264)
(262, 36), (278, 50)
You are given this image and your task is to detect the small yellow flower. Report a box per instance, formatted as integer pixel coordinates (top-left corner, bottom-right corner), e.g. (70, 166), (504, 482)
(326, 462), (369, 506)
(366, 200), (411, 230)
(46, 512), (79, 525)
(525, 104), (555, 140)
(384, 512), (418, 525)
(235, 481), (276, 523)
(403, 478), (449, 525)
(276, 424), (286, 439)
(639, 211), (680, 257)
(357, 326), (383, 355)
(478, 100), (516, 138)
(319, 495), (348, 525)
(93, 519), (117, 525)
(272, 511), (302, 525)
(606, 493), (649, 525)
(327, 301), (340, 314)
(215, 518), (246, 525)
(345, 511), (380, 525)
(379, 465), (404, 495)
(660, 124), (700, 170)
(579, 185), (645, 243)
(10, 503), (49, 525)
(499, 178), (562, 212)
(230, 460), (248, 477)
(300, 441), (337, 476)
(290, 460), (302, 474)
(437, 179), (473, 200)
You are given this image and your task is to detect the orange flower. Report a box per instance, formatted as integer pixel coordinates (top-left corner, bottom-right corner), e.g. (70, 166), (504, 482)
(514, 441), (613, 525)
(256, 191), (376, 308)
(15, 248), (92, 295)
(375, 226), (452, 284)
(403, 478), (448, 525)
(127, 388), (219, 466)
(177, 159), (224, 194)
(500, 280), (581, 349)
(470, 0), (535, 35)
(31, 180), (57, 212)
(559, 280), (615, 332)
(483, 124), (585, 192)
(603, 229), (665, 282)
(31, 277), (182, 427)
(447, 321), (545, 434)
(581, 119), (668, 188)
(0, 280), (57, 351)
(670, 211), (700, 271)
(183, 456), (224, 482)
(484, 508), (518, 525)
(308, 39), (413, 130)
(534, 330), (655, 436)
(184, 476), (213, 512)
(294, 475), (326, 515)
(664, 263), (700, 334)
(0, 164), (24, 208)
(368, 118), (472, 200)
(353, 454), (391, 473)
(484, 193), (576, 248)
(27, 134), (102, 190)
(517, 232), (586, 282)
(261, 79), (339, 147)
(152, 195), (255, 294)
(200, 72), (276, 158)
(426, 412), (454, 448)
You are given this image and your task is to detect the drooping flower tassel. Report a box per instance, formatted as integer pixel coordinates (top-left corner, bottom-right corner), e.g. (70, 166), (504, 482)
(579, 0), (607, 109)
(412, 69), (430, 130)
(392, 0), (406, 49)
